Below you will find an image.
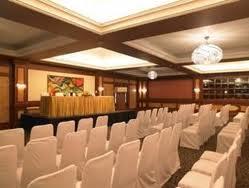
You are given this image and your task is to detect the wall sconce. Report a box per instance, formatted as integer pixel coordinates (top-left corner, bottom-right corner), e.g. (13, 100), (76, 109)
(16, 83), (26, 90)
(139, 87), (147, 94)
(194, 88), (200, 94)
(98, 86), (104, 92)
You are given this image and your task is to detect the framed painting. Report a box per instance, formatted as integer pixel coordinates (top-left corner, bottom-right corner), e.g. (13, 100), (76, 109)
(47, 75), (84, 95)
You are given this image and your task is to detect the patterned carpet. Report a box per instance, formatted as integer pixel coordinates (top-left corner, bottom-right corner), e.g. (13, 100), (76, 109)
(163, 127), (249, 188)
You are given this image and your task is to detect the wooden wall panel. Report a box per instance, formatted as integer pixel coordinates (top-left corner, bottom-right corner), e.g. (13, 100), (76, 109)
(103, 83), (114, 96)
(129, 84), (137, 109)
(148, 79), (193, 99)
(0, 76), (9, 123)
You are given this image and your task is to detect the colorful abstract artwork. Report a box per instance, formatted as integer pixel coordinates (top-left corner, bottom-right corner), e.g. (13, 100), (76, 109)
(47, 75), (84, 95)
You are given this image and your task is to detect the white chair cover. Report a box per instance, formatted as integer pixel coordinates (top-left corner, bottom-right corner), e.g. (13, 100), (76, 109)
(156, 108), (164, 124)
(214, 176), (224, 188)
(27, 165), (77, 188)
(137, 132), (160, 188)
(0, 128), (24, 167)
(95, 115), (108, 127)
(112, 140), (140, 188)
(81, 151), (114, 188)
(137, 110), (151, 138)
(60, 131), (87, 180)
(167, 123), (182, 175)
(20, 137), (57, 188)
(125, 119), (139, 142)
(164, 112), (172, 128)
(86, 126), (107, 160)
(108, 122), (126, 153)
(56, 121), (75, 154)
(151, 108), (158, 126)
(30, 124), (54, 140)
(0, 145), (17, 188)
(156, 127), (172, 185)
(77, 118), (93, 143)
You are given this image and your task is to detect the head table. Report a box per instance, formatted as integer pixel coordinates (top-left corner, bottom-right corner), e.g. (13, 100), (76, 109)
(40, 96), (115, 118)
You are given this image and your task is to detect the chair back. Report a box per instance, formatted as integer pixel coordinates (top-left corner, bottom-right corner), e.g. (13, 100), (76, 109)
(56, 121), (75, 154)
(0, 128), (24, 167)
(112, 140), (140, 188)
(30, 124), (54, 140)
(151, 108), (158, 125)
(157, 108), (164, 124)
(27, 165), (77, 188)
(82, 151), (114, 188)
(95, 115), (108, 127)
(108, 122), (126, 153)
(60, 131), (87, 180)
(77, 118), (93, 143)
(0, 145), (17, 188)
(125, 119), (139, 142)
(213, 176), (224, 188)
(87, 126), (107, 160)
(21, 137), (57, 188)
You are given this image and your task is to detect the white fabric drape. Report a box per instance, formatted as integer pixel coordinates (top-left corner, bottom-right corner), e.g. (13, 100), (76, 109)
(27, 165), (77, 188)
(86, 126), (107, 160)
(81, 151), (114, 188)
(60, 131), (87, 180)
(20, 136), (57, 188)
(112, 140), (140, 188)
(125, 119), (139, 142)
(108, 122), (126, 153)
(137, 132), (160, 188)
(0, 128), (24, 167)
(77, 118), (93, 143)
(95, 115), (108, 127)
(30, 124), (54, 140)
(0, 145), (17, 188)
(56, 121), (75, 154)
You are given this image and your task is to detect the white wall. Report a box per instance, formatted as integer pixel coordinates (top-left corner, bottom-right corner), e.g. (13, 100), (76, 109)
(28, 69), (95, 101)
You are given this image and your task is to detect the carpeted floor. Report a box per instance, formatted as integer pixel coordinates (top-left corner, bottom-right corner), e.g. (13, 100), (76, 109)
(163, 127), (249, 188)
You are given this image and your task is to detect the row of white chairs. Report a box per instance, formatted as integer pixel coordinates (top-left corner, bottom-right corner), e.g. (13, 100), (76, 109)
(0, 121), (182, 188)
(178, 131), (241, 188)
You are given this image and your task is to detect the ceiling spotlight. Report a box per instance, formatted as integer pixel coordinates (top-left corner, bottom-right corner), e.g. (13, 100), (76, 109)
(147, 71), (158, 80)
(192, 36), (223, 65)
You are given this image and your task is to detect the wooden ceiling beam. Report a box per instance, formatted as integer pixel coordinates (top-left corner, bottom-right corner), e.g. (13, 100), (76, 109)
(101, 0), (249, 42)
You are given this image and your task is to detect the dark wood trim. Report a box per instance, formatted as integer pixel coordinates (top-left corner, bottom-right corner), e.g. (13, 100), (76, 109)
(27, 101), (40, 107)
(0, 72), (9, 77)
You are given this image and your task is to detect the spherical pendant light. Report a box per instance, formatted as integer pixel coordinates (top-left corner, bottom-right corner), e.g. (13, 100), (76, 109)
(147, 71), (158, 80)
(192, 36), (223, 64)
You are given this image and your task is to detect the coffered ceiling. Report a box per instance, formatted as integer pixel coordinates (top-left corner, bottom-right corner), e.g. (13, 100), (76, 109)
(0, 0), (248, 77)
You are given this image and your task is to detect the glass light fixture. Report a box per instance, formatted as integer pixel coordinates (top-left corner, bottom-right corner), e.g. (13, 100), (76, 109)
(147, 71), (158, 80)
(192, 36), (223, 65)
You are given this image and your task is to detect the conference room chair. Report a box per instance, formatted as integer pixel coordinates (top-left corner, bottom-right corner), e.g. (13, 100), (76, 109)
(0, 145), (17, 188)
(107, 122), (126, 153)
(18, 136), (57, 188)
(136, 110), (145, 138)
(164, 112), (172, 128)
(180, 112), (210, 150)
(56, 120), (75, 154)
(138, 109), (151, 137)
(136, 132), (160, 188)
(86, 125), (107, 160)
(27, 165), (77, 188)
(167, 123), (182, 175)
(95, 115), (108, 127)
(150, 108), (158, 126)
(156, 107), (164, 124)
(79, 151), (114, 188)
(233, 106), (249, 124)
(0, 128), (24, 167)
(178, 152), (227, 188)
(111, 140), (140, 188)
(77, 117), (93, 143)
(59, 131), (87, 180)
(156, 127), (172, 186)
(125, 119), (139, 142)
(30, 124), (54, 140)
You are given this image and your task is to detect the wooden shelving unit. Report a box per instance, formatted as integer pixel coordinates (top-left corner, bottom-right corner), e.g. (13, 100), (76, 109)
(203, 77), (249, 99)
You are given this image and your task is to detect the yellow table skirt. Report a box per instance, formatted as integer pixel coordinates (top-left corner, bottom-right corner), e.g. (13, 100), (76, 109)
(40, 96), (115, 118)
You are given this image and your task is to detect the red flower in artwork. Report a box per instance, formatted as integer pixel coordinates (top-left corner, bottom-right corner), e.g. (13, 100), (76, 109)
(73, 78), (84, 87)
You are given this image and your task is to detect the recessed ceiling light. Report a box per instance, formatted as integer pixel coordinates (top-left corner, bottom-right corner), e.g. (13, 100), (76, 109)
(184, 60), (249, 74)
(43, 47), (155, 70)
